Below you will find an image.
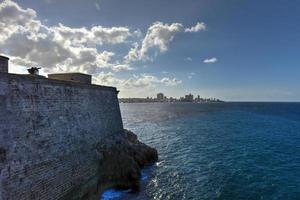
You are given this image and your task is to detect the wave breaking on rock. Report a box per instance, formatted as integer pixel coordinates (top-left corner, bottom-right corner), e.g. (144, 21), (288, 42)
(94, 129), (158, 198)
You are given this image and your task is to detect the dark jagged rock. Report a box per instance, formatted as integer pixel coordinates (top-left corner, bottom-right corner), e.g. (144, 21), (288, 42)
(95, 129), (158, 197)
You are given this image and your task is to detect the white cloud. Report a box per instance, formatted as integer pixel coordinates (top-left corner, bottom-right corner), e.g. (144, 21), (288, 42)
(95, 0), (101, 11)
(125, 21), (183, 62)
(161, 77), (182, 86)
(94, 73), (181, 90)
(111, 64), (133, 72)
(0, 1), (186, 96)
(91, 25), (131, 45)
(0, 0), (132, 74)
(140, 22), (183, 56)
(93, 72), (121, 86)
(93, 72), (182, 97)
(124, 21), (207, 63)
(124, 42), (140, 63)
(203, 57), (217, 64)
(52, 23), (131, 46)
(128, 74), (159, 88)
(185, 22), (206, 33)
(0, 0), (37, 41)
(185, 57), (193, 61)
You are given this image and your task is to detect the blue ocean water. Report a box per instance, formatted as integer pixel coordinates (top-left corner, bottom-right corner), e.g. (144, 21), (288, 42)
(101, 103), (300, 200)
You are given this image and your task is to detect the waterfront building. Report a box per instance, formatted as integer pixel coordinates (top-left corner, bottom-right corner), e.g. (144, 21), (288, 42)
(157, 93), (164, 101)
(185, 94), (194, 102)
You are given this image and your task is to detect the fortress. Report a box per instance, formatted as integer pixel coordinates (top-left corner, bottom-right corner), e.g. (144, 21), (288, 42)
(0, 56), (157, 200)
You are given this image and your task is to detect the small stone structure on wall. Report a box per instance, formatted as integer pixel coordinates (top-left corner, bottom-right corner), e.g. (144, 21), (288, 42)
(48, 73), (92, 84)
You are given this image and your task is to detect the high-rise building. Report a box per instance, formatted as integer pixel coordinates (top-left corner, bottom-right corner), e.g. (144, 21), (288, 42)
(185, 93), (194, 102)
(157, 93), (164, 101)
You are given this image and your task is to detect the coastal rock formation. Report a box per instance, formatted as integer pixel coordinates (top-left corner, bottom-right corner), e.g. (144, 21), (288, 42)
(96, 129), (158, 195)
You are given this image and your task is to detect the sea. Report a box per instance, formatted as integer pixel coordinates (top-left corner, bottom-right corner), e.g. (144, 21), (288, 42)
(101, 102), (300, 200)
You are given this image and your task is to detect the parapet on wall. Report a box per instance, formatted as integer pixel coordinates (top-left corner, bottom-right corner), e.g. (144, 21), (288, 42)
(0, 73), (123, 199)
(48, 73), (92, 84)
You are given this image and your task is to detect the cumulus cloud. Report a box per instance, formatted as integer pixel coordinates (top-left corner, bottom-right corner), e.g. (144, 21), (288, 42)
(0, 0), (186, 95)
(124, 21), (207, 63)
(203, 57), (217, 64)
(140, 22), (183, 56)
(91, 26), (131, 45)
(161, 77), (182, 86)
(94, 73), (182, 89)
(0, 0), (131, 74)
(93, 72), (182, 96)
(125, 21), (183, 62)
(52, 23), (131, 46)
(93, 72), (121, 86)
(185, 22), (206, 33)
(124, 42), (140, 62)
(0, 0), (37, 41)
(111, 64), (133, 72)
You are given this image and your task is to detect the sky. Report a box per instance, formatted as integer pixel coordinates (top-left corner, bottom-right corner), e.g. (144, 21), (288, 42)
(0, 0), (300, 101)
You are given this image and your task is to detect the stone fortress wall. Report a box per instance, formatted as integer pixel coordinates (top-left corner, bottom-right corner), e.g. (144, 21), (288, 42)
(0, 69), (123, 199)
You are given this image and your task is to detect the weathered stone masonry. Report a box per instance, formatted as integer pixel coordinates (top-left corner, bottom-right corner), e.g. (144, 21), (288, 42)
(0, 72), (124, 200)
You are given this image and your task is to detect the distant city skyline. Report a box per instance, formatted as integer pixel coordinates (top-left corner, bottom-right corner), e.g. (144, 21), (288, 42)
(119, 92), (223, 103)
(1, 0), (300, 101)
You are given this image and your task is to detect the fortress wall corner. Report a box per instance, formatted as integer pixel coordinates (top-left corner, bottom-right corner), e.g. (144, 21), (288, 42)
(0, 73), (123, 199)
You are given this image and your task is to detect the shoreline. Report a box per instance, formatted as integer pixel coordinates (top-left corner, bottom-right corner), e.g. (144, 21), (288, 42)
(100, 165), (155, 200)
(88, 129), (158, 200)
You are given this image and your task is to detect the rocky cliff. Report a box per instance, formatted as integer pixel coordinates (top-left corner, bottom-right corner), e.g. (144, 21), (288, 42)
(95, 129), (158, 198)
(66, 129), (158, 200)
